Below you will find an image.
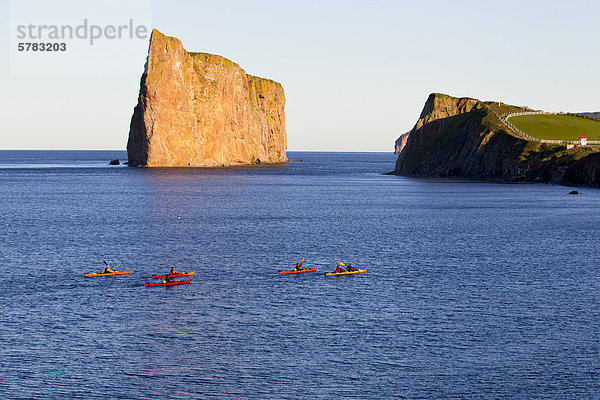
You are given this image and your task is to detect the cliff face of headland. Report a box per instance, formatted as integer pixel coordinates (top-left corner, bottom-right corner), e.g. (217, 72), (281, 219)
(127, 29), (287, 167)
(394, 93), (600, 186)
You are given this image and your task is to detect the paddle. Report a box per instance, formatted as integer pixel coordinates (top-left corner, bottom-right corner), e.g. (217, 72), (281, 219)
(102, 260), (110, 273)
(329, 261), (344, 274)
(341, 261), (358, 272)
(333, 261), (359, 273)
(101, 260), (119, 274)
(278, 257), (306, 273)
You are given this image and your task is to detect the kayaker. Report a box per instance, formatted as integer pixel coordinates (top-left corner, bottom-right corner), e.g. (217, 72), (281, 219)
(169, 267), (177, 276)
(346, 263), (356, 272)
(293, 263), (302, 271)
(333, 265), (343, 274)
(103, 265), (114, 274)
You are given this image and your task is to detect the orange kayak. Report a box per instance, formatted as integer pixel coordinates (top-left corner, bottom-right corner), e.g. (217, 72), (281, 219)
(85, 270), (133, 277)
(279, 267), (319, 275)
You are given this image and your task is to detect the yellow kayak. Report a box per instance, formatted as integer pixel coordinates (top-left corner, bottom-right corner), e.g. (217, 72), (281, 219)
(325, 268), (366, 276)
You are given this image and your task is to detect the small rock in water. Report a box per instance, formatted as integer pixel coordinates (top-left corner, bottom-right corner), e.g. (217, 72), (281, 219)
(568, 190), (579, 195)
(109, 159), (120, 165)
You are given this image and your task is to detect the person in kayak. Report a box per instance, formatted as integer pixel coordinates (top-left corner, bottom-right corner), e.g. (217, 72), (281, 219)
(169, 267), (177, 276)
(103, 265), (114, 274)
(293, 263), (303, 271)
(346, 263), (356, 272)
(333, 264), (343, 274)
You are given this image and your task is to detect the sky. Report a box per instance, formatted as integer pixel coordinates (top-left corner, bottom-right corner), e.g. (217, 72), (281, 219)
(0, 0), (599, 151)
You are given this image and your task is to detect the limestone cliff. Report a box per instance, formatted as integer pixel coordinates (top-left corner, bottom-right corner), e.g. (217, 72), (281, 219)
(394, 93), (600, 186)
(127, 29), (287, 167)
(394, 132), (410, 154)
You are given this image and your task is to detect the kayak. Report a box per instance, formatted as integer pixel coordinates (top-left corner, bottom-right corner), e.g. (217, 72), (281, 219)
(146, 279), (193, 287)
(279, 267), (319, 275)
(152, 271), (196, 279)
(85, 270), (133, 277)
(325, 269), (366, 276)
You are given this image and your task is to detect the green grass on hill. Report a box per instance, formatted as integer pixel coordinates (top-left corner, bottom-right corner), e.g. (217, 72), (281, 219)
(481, 101), (526, 135)
(508, 114), (600, 141)
(483, 101), (525, 118)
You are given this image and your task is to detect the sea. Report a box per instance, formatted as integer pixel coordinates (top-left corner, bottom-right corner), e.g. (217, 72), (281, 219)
(1, 150), (599, 399)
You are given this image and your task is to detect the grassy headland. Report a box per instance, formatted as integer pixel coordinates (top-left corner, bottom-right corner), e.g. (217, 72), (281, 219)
(508, 114), (600, 141)
(395, 93), (600, 186)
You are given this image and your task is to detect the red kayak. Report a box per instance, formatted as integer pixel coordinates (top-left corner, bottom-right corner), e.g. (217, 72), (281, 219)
(279, 267), (319, 275)
(146, 279), (193, 287)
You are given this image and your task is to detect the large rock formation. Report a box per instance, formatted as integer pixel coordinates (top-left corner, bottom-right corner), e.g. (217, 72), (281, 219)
(394, 93), (600, 186)
(127, 29), (287, 167)
(394, 132), (410, 154)
(395, 93), (528, 179)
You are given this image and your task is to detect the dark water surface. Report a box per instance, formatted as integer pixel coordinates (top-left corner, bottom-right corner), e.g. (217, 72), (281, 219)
(1, 151), (599, 399)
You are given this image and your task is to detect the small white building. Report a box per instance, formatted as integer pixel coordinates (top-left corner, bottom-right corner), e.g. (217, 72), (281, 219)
(579, 136), (587, 146)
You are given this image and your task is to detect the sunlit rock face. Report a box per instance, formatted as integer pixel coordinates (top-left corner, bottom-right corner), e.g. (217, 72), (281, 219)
(127, 29), (287, 167)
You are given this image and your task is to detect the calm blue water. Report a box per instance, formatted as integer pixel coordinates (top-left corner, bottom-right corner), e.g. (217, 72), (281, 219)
(1, 150), (599, 399)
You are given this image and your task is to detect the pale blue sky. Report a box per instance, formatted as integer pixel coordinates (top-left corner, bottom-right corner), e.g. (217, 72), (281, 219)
(0, 0), (599, 150)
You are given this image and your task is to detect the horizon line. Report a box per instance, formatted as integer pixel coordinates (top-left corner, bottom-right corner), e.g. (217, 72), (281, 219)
(0, 149), (397, 153)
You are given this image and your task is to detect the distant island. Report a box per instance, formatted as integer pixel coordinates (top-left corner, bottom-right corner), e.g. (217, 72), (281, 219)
(127, 29), (287, 167)
(393, 93), (600, 187)
(579, 112), (600, 119)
